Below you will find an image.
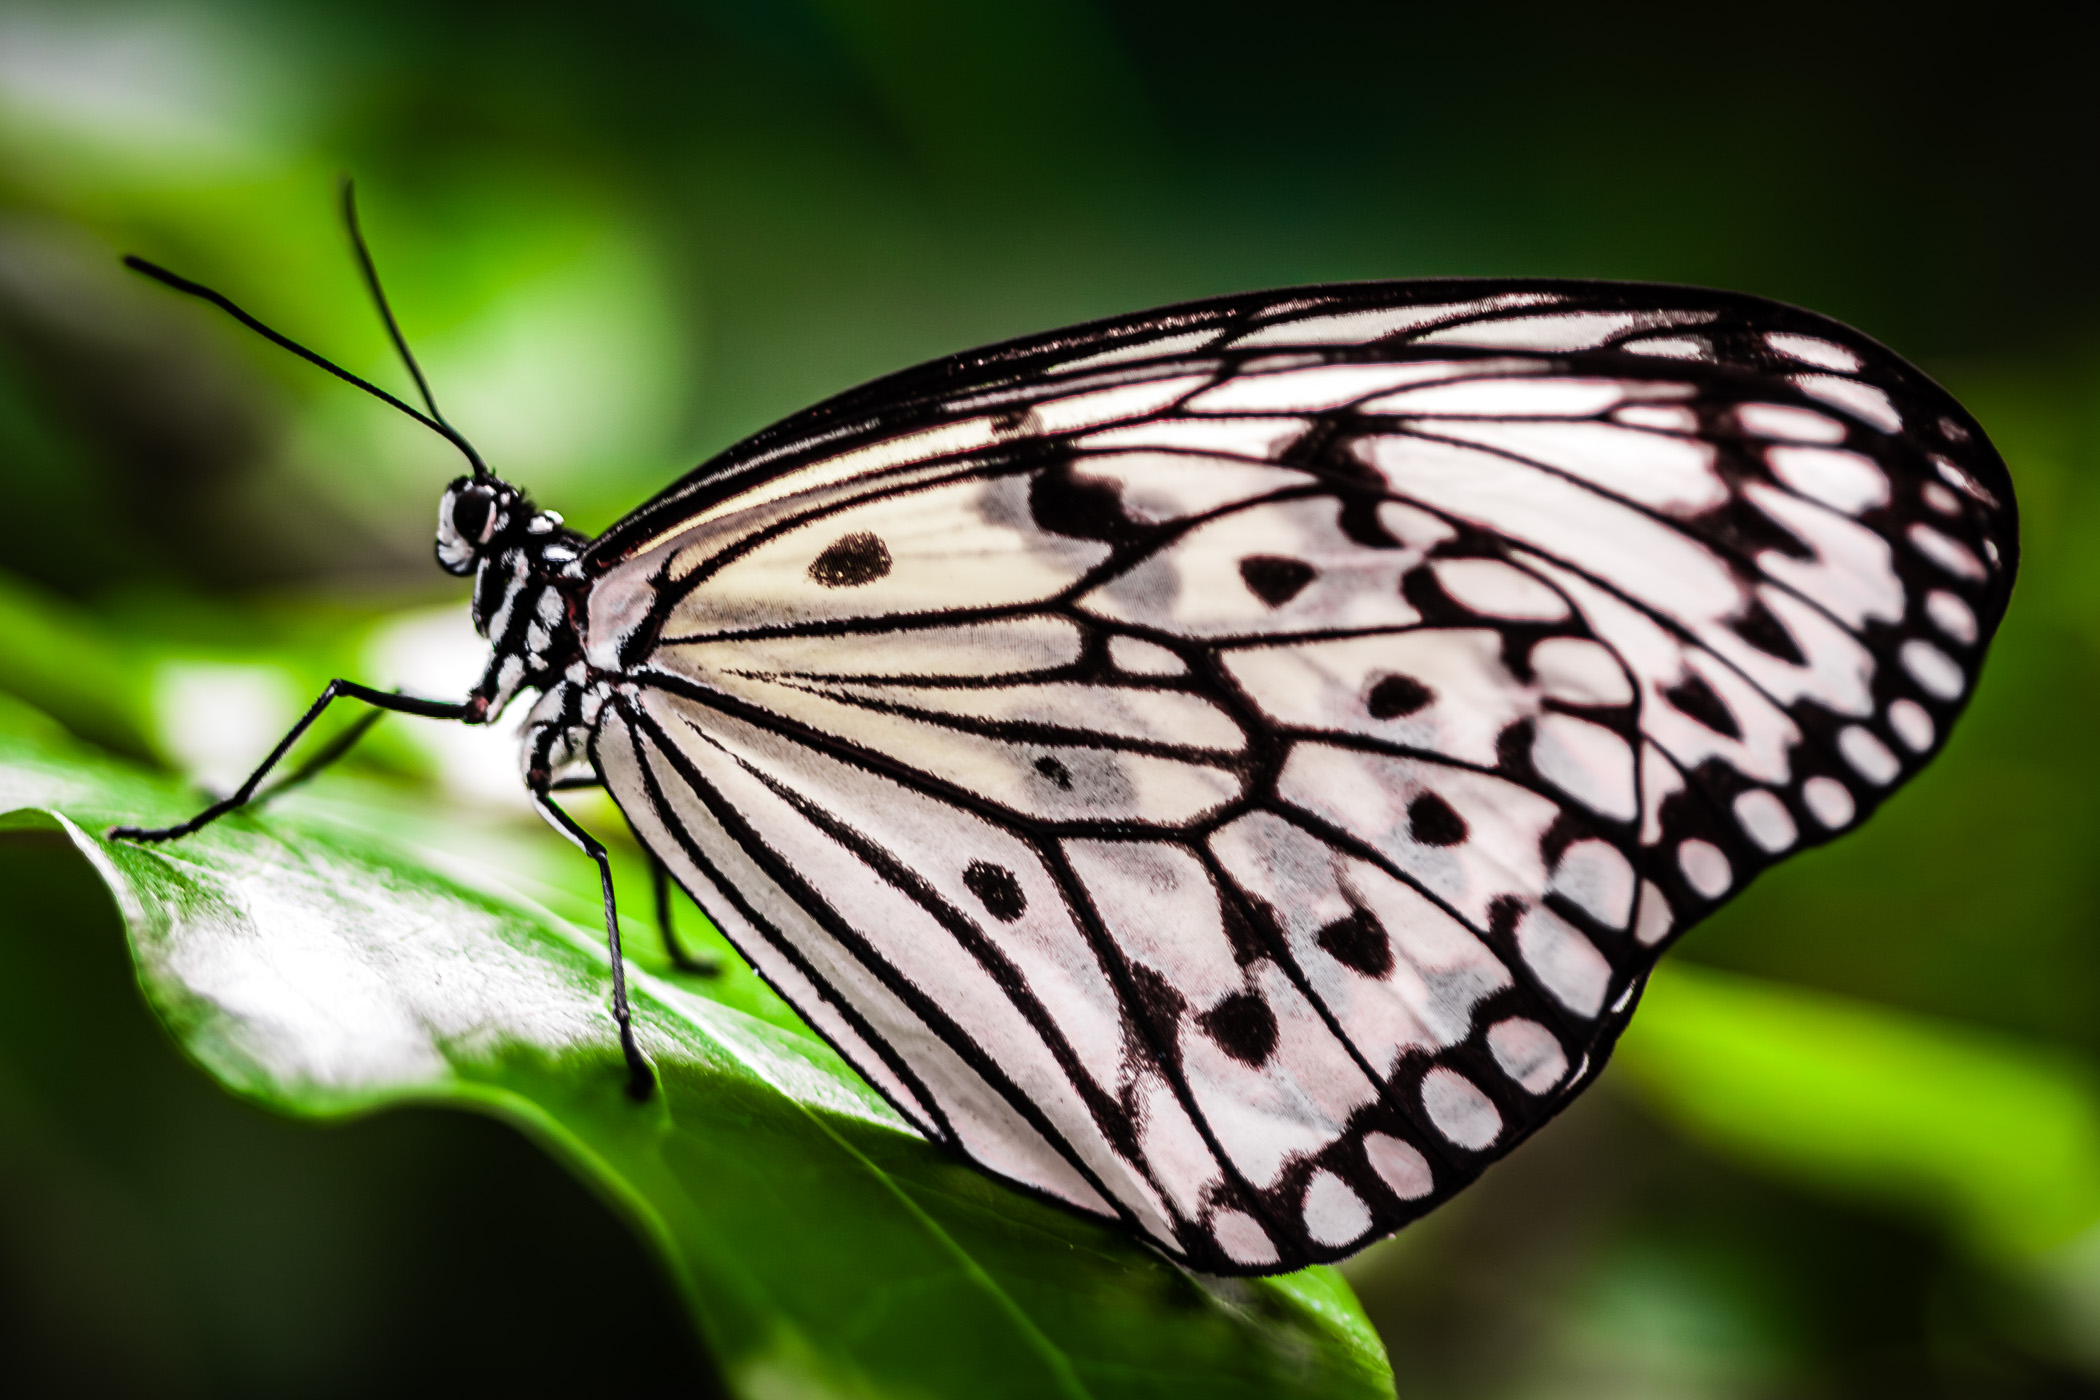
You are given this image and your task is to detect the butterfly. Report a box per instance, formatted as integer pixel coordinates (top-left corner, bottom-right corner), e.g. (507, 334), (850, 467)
(112, 190), (2017, 1276)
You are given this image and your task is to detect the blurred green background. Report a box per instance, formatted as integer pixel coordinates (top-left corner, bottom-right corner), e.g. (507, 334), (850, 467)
(1, 0), (2097, 1394)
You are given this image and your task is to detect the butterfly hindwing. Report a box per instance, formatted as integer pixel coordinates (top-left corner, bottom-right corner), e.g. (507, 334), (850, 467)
(582, 281), (2015, 1273)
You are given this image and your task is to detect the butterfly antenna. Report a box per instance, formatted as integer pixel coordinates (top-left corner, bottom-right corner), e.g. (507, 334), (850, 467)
(121, 252), (492, 482)
(338, 180), (487, 480)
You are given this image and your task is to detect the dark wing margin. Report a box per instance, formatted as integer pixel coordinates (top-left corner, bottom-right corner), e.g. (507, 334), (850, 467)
(579, 278), (2016, 1274)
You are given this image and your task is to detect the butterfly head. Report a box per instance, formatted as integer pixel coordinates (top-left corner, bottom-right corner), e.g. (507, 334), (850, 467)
(435, 474), (528, 575)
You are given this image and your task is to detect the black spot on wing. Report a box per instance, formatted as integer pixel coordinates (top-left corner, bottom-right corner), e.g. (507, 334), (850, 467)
(1124, 961), (1189, 1054)
(1035, 756), (1074, 789)
(1730, 595), (1806, 665)
(1240, 555), (1317, 607)
(1223, 885), (1285, 966)
(1711, 489), (1817, 562)
(963, 860), (1027, 922)
(809, 531), (892, 587)
(1406, 792), (1469, 847)
(1662, 671), (1741, 740)
(1199, 990), (1278, 1066)
(1316, 907), (1394, 978)
(1030, 462), (1144, 542)
(1367, 673), (1433, 719)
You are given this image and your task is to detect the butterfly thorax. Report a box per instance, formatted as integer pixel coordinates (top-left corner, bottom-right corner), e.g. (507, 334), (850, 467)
(434, 474), (599, 774)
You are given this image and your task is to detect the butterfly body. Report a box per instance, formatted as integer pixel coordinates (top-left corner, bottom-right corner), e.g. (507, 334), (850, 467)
(122, 265), (2018, 1278)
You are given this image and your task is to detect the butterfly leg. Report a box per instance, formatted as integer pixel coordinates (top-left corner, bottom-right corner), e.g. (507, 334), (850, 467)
(650, 854), (721, 977)
(548, 776), (718, 977)
(530, 783), (655, 1102)
(110, 680), (473, 842)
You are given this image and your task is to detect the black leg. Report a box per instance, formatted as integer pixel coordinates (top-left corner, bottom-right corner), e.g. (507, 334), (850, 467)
(110, 680), (473, 843)
(531, 784), (655, 1101)
(270, 708), (387, 798)
(651, 854), (720, 977)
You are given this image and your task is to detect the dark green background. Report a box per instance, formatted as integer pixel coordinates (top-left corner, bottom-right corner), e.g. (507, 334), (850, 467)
(1, 1), (2097, 1394)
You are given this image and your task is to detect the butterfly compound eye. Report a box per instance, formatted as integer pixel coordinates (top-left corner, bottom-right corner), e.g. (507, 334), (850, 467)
(452, 489), (493, 543)
(436, 481), (498, 574)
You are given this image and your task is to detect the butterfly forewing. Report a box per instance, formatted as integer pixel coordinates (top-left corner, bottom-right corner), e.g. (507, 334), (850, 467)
(579, 281), (2015, 1273)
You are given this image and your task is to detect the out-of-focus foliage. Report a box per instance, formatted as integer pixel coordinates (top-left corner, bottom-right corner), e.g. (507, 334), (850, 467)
(1624, 965), (2100, 1266)
(2, 0), (2097, 1395)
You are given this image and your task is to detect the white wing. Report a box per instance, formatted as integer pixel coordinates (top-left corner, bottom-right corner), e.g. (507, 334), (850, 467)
(581, 282), (2016, 1273)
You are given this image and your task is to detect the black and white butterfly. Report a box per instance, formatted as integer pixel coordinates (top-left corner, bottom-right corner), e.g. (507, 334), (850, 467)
(114, 198), (2016, 1277)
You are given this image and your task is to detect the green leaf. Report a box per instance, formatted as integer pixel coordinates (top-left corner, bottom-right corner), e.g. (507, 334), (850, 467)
(0, 698), (1390, 1400)
(1617, 962), (2100, 1262)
